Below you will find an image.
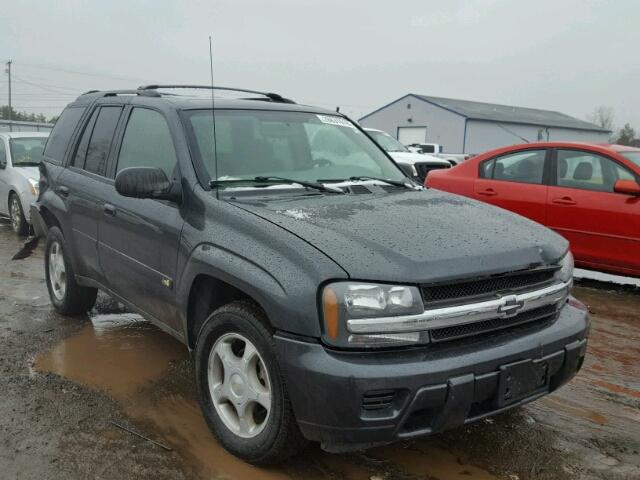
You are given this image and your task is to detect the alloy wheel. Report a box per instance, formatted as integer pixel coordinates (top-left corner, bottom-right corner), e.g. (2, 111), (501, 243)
(207, 332), (272, 438)
(10, 197), (22, 233)
(48, 241), (67, 301)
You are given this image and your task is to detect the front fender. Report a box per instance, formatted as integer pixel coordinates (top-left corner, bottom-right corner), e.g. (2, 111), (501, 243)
(176, 239), (344, 341)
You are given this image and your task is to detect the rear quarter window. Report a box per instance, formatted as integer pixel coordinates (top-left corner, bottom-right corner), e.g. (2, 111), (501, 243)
(43, 106), (85, 165)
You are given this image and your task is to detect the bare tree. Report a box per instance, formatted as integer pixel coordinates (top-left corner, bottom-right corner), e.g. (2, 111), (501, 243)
(587, 106), (615, 131)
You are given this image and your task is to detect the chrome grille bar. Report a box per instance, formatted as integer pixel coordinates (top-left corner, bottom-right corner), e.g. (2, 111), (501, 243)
(346, 281), (570, 334)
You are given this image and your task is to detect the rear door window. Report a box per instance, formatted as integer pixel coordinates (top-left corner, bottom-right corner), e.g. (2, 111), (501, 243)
(72, 109), (99, 169)
(0, 140), (6, 165)
(43, 106), (85, 164)
(491, 150), (546, 184)
(479, 159), (495, 178)
(84, 107), (122, 176)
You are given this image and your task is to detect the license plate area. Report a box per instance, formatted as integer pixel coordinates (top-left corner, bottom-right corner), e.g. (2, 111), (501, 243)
(497, 358), (549, 407)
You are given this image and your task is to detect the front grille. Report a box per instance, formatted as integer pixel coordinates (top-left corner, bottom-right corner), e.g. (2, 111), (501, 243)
(430, 303), (559, 343)
(362, 389), (397, 411)
(415, 163), (449, 182)
(421, 269), (555, 306)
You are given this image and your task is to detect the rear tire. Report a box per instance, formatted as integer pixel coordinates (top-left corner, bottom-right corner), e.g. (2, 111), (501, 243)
(45, 226), (98, 315)
(194, 301), (306, 465)
(9, 193), (28, 236)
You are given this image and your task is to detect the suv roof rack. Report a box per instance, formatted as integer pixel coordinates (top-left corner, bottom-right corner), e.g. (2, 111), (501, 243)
(137, 85), (295, 103)
(80, 89), (162, 98)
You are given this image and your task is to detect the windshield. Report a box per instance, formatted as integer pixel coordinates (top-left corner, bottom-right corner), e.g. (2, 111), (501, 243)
(186, 110), (406, 185)
(10, 138), (47, 166)
(620, 151), (640, 168)
(367, 130), (408, 152)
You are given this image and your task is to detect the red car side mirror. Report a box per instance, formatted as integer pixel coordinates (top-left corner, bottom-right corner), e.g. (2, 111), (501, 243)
(614, 179), (640, 196)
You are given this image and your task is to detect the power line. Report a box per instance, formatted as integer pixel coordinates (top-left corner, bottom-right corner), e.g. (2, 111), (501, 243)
(11, 76), (82, 92)
(12, 75), (80, 94)
(19, 61), (148, 83)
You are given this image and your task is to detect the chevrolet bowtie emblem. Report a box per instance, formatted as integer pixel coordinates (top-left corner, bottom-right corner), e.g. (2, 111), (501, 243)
(497, 295), (524, 317)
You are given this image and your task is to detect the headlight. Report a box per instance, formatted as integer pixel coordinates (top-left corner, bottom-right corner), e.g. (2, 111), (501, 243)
(321, 282), (425, 348)
(28, 178), (39, 196)
(556, 251), (574, 284)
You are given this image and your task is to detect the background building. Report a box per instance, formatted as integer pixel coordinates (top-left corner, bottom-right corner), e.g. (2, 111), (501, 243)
(359, 94), (611, 154)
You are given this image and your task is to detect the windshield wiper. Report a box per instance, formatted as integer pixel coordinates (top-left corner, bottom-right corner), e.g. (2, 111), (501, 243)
(210, 176), (345, 194)
(347, 176), (414, 189)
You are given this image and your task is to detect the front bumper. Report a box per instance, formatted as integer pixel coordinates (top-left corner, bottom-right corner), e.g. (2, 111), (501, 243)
(275, 300), (589, 451)
(17, 190), (38, 224)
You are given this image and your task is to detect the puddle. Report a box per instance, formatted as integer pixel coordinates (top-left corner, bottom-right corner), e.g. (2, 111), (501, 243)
(35, 311), (501, 480)
(31, 283), (640, 479)
(35, 313), (187, 396)
(371, 444), (500, 480)
(528, 286), (640, 441)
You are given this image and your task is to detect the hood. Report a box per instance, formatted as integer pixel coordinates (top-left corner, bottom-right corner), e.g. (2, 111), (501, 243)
(388, 151), (450, 166)
(230, 189), (567, 284)
(13, 166), (39, 180)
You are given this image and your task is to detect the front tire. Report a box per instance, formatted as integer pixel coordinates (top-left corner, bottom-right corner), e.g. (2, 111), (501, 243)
(195, 301), (306, 465)
(9, 193), (28, 236)
(45, 226), (98, 315)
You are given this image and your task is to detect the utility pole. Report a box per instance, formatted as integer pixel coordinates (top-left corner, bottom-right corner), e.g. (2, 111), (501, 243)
(5, 60), (12, 124)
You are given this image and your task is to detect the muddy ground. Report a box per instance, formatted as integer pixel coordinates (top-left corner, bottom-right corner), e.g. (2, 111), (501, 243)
(0, 221), (638, 480)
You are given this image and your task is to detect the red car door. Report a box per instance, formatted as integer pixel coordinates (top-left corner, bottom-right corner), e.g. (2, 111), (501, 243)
(547, 149), (640, 275)
(473, 148), (548, 225)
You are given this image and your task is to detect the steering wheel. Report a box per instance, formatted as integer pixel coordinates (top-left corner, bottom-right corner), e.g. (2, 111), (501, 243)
(312, 157), (335, 168)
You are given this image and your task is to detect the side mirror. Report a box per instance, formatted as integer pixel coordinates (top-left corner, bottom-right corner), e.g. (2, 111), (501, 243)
(614, 179), (640, 196)
(115, 167), (180, 201)
(0, 162), (5, 170)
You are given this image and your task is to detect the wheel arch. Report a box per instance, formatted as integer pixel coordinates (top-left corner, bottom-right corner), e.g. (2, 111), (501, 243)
(186, 274), (259, 350)
(39, 204), (63, 232)
(180, 244), (288, 350)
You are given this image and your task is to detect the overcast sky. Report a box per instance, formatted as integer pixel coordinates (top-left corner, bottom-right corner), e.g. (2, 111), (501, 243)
(1, 0), (638, 130)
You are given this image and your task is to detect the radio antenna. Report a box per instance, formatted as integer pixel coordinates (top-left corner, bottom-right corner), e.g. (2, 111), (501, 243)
(208, 35), (218, 184)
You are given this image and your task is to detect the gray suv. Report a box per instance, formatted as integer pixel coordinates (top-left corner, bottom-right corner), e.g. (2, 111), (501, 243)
(32, 86), (589, 465)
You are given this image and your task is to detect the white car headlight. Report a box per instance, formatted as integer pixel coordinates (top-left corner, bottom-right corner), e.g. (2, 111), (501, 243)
(556, 251), (574, 284)
(322, 282), (425, 348)
(28, 178), (39, 196)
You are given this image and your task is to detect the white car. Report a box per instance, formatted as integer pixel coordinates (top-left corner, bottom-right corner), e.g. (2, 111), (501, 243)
(406, 142), (472, 166)
(0, 132), (48, 235)
(364, 128), (451, 182)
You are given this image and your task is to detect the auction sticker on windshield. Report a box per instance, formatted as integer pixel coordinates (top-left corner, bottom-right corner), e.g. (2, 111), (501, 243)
(317, 114), (356, 129)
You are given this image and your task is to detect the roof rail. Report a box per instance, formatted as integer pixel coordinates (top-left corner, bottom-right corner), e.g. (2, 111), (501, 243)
(80, 89), (161, 98)
(137, 85), (295, 104)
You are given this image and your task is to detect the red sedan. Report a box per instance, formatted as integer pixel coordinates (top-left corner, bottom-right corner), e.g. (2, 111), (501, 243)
(427, 142), (640, 277)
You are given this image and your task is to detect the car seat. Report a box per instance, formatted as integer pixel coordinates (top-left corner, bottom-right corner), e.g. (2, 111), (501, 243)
(573, 162), (593, 181)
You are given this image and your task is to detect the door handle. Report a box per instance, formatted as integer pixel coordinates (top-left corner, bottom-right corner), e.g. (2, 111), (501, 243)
(552, 196), (576, 205)
(478, 188), (498, 196)
(55, 186), (70, 198)
(103, 204), (116, 216)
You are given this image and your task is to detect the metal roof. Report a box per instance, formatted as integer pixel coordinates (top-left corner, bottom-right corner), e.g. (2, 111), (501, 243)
(416, 95), (610, 132)
(360, 94), (610, 133)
